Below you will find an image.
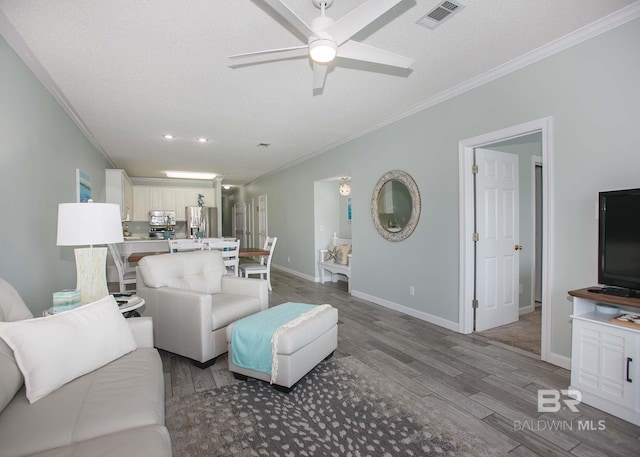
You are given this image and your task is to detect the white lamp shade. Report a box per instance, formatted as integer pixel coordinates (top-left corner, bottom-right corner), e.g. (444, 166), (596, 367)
(57, 202), (124, 246)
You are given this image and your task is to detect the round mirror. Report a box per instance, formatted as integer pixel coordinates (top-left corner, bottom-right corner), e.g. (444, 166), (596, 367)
(371, 170), (421, 242)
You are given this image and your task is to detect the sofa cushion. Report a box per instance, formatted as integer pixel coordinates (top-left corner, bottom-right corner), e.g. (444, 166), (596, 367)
(0, 278), (34, 322)
(0, 338), (22, 413)
(26, 425), (172, 457)
(0, 348), (164, 457)
(210, 294), (262, 330)
(0, 278), (34, 413)
(139, 250), (226, 294)
(0, 295), (136, 403)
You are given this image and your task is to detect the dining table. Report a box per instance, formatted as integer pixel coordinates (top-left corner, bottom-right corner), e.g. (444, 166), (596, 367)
(238, 248), (270, 257)
(127, 247), (270, 263)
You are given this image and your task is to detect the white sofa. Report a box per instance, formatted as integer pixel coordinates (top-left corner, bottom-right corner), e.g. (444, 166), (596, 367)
(0, 278), (171, 457)
(136, 250), (269, 367)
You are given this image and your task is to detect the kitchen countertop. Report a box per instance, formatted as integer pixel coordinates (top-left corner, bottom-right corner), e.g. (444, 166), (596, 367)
(123, 236), (188, 241)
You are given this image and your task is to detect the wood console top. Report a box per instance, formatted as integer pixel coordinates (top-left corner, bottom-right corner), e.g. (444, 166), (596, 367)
(569, 288), (640, 310)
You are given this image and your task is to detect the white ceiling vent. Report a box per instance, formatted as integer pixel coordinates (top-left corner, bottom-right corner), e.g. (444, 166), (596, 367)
(416, 1), (465, 30)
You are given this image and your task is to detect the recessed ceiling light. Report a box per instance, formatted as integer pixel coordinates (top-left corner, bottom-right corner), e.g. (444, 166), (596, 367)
(166, 171), (217, 180)
(197, 137), (209, 143)
(223, 185), (231, 190)
(163, 134), (174, 140)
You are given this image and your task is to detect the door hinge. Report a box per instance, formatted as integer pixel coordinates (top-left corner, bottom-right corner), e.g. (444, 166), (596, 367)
(472, 299), (479, 309)
(471, 165), (478, 174)
(472, 232), (479, 242)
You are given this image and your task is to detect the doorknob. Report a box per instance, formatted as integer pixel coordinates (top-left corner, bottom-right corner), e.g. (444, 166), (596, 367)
(514, 244), (523, 251)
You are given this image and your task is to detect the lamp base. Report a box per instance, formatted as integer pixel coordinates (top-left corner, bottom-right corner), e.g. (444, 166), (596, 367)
(74, 247), (109, 304)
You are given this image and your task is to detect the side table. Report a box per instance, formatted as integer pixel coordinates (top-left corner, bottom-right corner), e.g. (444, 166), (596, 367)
(43, 296), (145, 318)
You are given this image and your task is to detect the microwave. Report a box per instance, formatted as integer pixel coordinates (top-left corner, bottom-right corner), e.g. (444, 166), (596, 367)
(149, 210), (176, 226)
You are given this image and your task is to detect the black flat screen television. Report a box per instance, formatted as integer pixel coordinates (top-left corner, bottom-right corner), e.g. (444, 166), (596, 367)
(598, 188), (640, 296)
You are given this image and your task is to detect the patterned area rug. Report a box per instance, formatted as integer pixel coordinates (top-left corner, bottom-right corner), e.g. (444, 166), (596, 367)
(166, 356), (500, 457)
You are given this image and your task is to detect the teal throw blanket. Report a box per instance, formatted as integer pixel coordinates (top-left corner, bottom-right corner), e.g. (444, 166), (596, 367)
(231, 302), (318, 374)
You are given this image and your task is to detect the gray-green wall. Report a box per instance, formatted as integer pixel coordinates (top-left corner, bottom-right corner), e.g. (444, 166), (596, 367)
(242, 18), (640, 360)
(0, 35), (111, 314)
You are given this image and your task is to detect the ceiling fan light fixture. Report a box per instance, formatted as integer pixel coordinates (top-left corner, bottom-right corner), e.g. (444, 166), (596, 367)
(309, 38), (337, 63)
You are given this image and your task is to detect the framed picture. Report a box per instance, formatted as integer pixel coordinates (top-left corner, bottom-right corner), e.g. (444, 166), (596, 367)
(76, 169), (91, 202)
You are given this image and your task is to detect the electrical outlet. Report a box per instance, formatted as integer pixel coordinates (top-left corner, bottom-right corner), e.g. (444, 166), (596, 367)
(519, 284), (524, 294)
(287, 257), (291, 263)
(409, 285), (415, 296)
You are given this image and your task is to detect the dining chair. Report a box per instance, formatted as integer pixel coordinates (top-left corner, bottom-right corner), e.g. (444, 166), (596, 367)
(239, 237), (277, 290)
(205, 239), (240, 276)
(108, 244), (137, 293)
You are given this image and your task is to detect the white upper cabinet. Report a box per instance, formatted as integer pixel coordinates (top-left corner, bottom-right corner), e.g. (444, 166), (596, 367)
(105, 169), (133, 220)
(132, 186), (215, 221)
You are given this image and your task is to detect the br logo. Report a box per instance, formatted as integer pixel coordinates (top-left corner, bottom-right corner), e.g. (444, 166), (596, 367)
(538, 389), (582, 413)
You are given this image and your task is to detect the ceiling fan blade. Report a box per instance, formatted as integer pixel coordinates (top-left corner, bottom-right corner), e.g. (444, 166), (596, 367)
(324, 0), (403, 46)
(228, 45), (308, 60)
(262, 0), (315, 38)
(338, 40), (413, 68)
(313, 63), (328, 90)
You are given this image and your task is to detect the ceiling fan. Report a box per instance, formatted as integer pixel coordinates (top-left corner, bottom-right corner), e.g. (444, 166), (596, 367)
(228, 0), (413, 91)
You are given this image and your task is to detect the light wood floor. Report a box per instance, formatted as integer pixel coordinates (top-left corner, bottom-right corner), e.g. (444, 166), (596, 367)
(161, 269), (640, 456)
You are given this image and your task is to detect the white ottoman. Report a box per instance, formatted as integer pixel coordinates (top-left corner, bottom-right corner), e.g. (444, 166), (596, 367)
(227, 303), (338, 392)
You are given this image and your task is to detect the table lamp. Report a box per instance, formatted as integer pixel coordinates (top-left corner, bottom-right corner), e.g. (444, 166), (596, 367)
(56, 201), (124, 304)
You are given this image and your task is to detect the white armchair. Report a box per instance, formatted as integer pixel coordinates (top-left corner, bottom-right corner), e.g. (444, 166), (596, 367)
(136, 250), (268, 367)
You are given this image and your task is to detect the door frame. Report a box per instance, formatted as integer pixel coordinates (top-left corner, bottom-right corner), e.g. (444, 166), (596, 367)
(258, 194), (268, 248)
(458, 117), (554, 363)
(528, 154), (543, 313)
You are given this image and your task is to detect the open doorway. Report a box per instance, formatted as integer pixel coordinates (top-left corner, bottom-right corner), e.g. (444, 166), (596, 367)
(313, 176), (352, 281)
(472, 137), (543, 354)
(459, 117), (552, 362)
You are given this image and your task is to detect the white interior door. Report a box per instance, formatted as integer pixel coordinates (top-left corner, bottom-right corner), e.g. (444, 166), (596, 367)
(475, 148), (520, 331)
(234, 203), (246, 247)
(258, 194), (268, 248)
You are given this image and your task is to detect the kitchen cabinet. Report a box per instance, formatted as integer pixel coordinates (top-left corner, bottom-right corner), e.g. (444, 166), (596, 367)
(568, 289), (640, 426)
(105, 169), (133, 220)
(132, 186), (215, 221)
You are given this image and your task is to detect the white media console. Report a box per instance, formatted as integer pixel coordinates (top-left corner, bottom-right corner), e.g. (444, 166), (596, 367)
(568, 288), (640, 426)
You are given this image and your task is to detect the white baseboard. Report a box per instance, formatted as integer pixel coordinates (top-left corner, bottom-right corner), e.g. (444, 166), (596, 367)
(351, 290), (459, 332)
(547, 352), (571, 370)
(519, 304), (535, 315)
(270, 264), (315, 282)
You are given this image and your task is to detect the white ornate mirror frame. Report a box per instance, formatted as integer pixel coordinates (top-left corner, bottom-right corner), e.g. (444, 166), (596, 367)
(371, 170), (421, 242)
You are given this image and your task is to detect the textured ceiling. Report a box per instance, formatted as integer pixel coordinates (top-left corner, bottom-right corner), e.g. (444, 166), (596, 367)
(0, 0), (636, 185)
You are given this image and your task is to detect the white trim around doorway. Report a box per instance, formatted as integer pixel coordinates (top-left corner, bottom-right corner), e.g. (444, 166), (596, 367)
(458, 117), (555, 365)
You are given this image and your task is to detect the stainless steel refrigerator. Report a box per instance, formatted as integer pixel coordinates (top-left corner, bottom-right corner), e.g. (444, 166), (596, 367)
(185, 206), (218, 238)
